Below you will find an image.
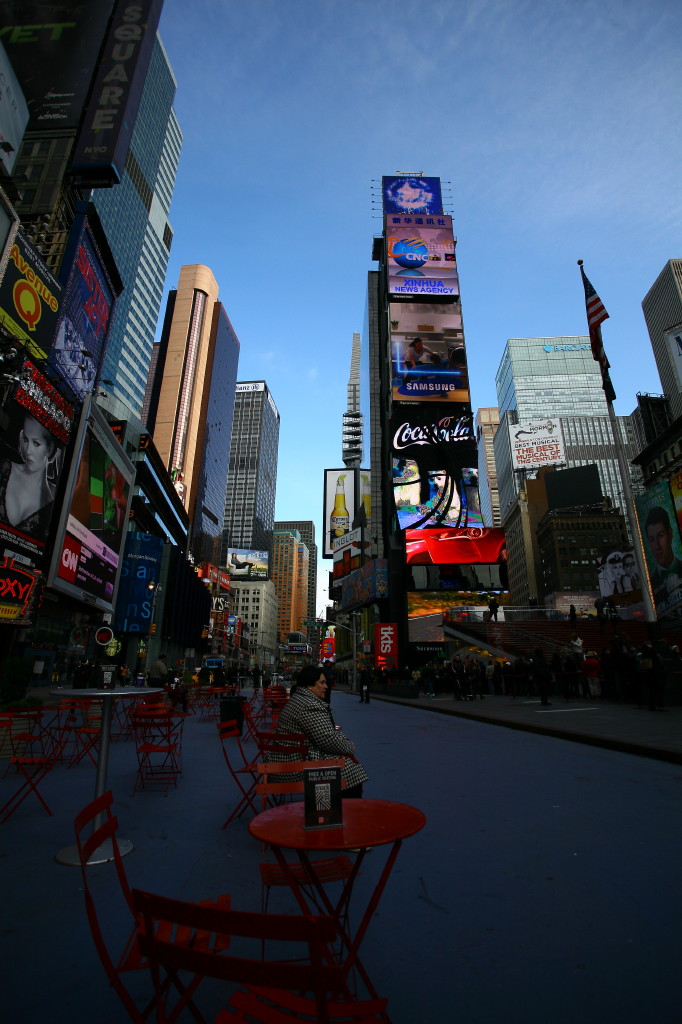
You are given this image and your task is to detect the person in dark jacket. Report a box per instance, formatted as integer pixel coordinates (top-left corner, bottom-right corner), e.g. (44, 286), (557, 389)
(272, 666), (369, 797)
(532, 648), (552, 706)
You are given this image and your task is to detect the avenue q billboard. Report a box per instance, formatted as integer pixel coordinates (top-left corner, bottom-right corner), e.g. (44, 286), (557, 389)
(385, 214), (459, 300)
(508, 419), (565, 471)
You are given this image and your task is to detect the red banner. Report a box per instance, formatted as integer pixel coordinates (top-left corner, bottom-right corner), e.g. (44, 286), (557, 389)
(374, 622), (398, 670)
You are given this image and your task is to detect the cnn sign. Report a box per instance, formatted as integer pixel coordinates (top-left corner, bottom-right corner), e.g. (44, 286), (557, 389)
(374, 623), (398, 670)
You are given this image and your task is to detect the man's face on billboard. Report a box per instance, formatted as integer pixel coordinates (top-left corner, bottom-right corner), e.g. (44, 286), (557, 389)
(646, 521), (674, 569)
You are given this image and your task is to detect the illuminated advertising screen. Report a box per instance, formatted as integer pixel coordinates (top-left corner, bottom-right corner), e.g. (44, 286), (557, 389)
(323, 469), (356, 558)
(49, 212), (117, 402)
(405, 527), (507, 566)
(340, 559), (388, 611)
(390, 301), (468, 403)
(0, 556), (45, 625)
(391, 405), (480, 530)
(409, 562), (508, 592)
(1, 2), (115, 131)
(0, 232), (63, 361)
(597, 549), (642, 604)
(407, 590), (510, 642)
(509, 419), (565, 471)
(0, 356), (74, 567)
(635, 480), (682, 617)
(382, 176), (443, 215)
(48, 397), (134, 612)
(112, 532), (164, 633)
(385, 214), (458, 299)
(226, 548), (268, 579)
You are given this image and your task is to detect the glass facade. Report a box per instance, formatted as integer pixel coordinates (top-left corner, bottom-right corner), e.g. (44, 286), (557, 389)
(222, 384), (280, 563)
(496, 337), (609, 419)
(92, 38), (182, 417)
(191, 305), (240, 564)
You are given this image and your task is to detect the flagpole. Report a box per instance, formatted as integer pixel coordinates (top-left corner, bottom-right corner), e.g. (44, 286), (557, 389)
(577, 261), (657, 626)
(604, 395), (657, 625)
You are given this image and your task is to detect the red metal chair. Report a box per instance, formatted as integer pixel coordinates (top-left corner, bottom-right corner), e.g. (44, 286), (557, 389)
(0, 722), (68, 823)
(74, 791), (231, 1023)
(68, 699), (104, 769)
(131, 711), (183, 795)
(132, 888), (390, 1024)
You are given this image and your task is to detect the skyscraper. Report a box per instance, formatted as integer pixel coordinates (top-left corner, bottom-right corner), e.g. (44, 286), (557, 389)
(92, 37), (182, 417)
(222, 382), (280, 562)
(272, 528), (309, 642)
(274, 520), (318, 626)
(642, 259), (682, 421)
(476, 407), (501, 527)
(146, 264), (240, 564)
(493, 337), (642, 522)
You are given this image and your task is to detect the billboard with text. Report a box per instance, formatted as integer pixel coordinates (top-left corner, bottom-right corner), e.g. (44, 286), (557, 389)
(509, 419), (565, 471)
(390, 301), (468, 403)
(386, 214), (458, 300)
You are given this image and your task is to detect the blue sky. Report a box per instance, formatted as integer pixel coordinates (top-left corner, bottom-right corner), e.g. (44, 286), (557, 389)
(155, 0), (681, 612)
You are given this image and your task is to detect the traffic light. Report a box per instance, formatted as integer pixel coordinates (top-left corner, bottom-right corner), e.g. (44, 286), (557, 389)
(201, 627), (209, 639)
(149, 623), (157, 636)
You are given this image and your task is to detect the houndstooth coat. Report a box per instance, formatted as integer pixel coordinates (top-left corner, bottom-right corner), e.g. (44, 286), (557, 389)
(271, 686), (369, 791)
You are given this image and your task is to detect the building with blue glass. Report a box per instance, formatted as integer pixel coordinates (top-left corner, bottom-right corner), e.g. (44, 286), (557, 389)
(92, 37), (182, 417)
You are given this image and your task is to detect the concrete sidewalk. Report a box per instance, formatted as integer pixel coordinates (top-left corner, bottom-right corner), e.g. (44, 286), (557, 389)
(345, 686), (682, 765)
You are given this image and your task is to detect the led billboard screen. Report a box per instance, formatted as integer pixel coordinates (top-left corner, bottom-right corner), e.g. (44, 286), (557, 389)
(0, 232), (63, 361)
(635, 479), (682, 618)
(49, 214), (116, 402)
(48, 397), (134, 612)
(390, 301), (468, 403)
(0, 356), (74, 567)
(509, 419), (565, 472)
(382, 176), (443, 215)
(407, 590), (510, 642)
(386, 214), (458, 299)
(405, 527), (506, 566)
(113, 532), (164, 633)
(408, 563), (508, 592)
(226, 548), (268, 579)
(391, 405), (480, 530)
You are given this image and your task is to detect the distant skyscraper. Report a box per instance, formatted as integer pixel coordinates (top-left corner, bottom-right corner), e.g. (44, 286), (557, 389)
(274, 520), (318, 627)
(146, 264), (240, 564)
(272, 529), (309, 642)
(642, 259), (682, 421)
(494, 337), (642, 523)
(222, 382), (280, 562)
(476, 408), (501, 527)
(342, 331), (363, 467)
(92, 37), (182, 417)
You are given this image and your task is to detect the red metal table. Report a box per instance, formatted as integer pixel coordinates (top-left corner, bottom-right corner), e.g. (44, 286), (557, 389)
(248, 798), (426, 998)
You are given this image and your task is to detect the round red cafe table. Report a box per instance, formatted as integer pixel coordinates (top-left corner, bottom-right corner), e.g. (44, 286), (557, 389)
(249, 798), (426, 997)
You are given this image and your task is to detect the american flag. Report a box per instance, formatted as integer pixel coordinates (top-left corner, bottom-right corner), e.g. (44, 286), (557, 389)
(579, 262), (616, 402)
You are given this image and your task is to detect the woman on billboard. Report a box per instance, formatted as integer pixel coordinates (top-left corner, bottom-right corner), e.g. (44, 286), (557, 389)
(0, 412), (62, 542)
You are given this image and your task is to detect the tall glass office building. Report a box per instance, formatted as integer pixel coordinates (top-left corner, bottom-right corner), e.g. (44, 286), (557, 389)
(222, 383), (280, 562)
(493, 337), (642, 525)
(92, 37), (182, 417)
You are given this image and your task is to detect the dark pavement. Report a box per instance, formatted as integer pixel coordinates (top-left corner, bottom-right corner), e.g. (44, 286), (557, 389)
(2, 687), (681, 1023)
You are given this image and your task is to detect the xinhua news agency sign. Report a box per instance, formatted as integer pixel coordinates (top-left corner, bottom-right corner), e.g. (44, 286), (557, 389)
(374, 623), (398, 670)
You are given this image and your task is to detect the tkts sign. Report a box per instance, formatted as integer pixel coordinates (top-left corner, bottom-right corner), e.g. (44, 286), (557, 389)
(374, 622), (398, 670)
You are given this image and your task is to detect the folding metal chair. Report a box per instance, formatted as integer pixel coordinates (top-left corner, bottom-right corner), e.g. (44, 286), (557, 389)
(74, 791), (231, 1023)
(132, 888), (390, 1024)
(131, 711), (183, 795)
(0, 724), (68, 823)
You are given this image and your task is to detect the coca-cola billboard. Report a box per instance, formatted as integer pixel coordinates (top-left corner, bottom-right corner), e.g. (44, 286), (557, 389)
(390, 404), (480, 530)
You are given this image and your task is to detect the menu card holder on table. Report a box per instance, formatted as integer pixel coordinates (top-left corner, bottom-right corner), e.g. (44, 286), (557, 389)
(304, 766), (343, 829)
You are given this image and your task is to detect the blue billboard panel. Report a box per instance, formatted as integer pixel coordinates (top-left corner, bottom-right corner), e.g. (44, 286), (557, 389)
(113, 533), (164, 633)
(382, 176), (443, 215)
(386, 214), (459, 299)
